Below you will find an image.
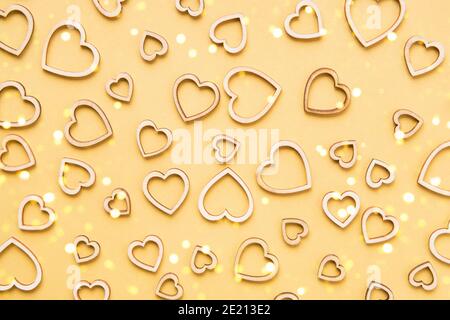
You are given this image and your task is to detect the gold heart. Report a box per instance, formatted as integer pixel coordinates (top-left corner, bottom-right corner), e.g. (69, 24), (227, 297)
(418, 141), (449, 197)
(365, 159), (396, 189)
(0, 134), (36, 172)
(211, 134), (240, 164)
(0, 4), (34, 56)
(42, 20), (100, 78)
(136, 119), (173, 158)
(64, 99), (113, 148)
(209, 13), (247, 54)
(0, 80), (41, 128)
(429, 221), (450, 265)
(345, 0), (406, 48)
(73, 279), (110, 300)
(0, 237), (42, 292)
(142, 168), (190, 215)
(103, 188), (131, 217)
(322, 190), (361, 228)
(361, 207), (400, 245)
(58, 157), (96, 196)
(234, 237), (279, 282)
(393, 109), (423, 139)
(317, 254), (346, 282)
(190, 245), (218, 274)
(408, 261), (438, 291)
(173, 73), (220, 122)
(73, 235), (100, 264)
(365, 281), (394, 300)
(105, 72), (133, 102)
(224, 66), (282, 124)
(329, 140), (357, 169)
(304, 67), (351, 115)
(405, 36), (445, 77)
(127, 235), (163, 272)
(92, 0), (126, 18)
(155, 273), (183, 300)
(140, 31), (168, 62)
(284, 0), (325, 39)
(281, 218), (309, 246)
(175, 0), (204, 17)
(18, 194), (56, 231)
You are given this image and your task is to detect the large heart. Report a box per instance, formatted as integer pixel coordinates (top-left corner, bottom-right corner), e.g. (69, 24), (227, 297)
(0, 134), (36, 172)
(418, 141), (449, 197)
(0, 4), (34, 56)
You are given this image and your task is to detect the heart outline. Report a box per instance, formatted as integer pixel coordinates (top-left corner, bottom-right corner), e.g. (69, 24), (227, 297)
(0, 4), (34, 56)
(405, 36), (445, 77)
(274, 292), (299, 300)
(0, 134), (36, 172)
(408, 261), (438, 291)
(103, 188), (131, 217)
(127, 235), (163, 272)
(18, 194), (56, 231)
(211, 134), (240, 164)
(361, 207), (400, 245)
(136, 119), (173, 158)
(281, 218), (309, 246)
(155, 272), (183, 300)
(322, 190), (361, 229)
(73, 279), (110, 300)
(73, 235), (100, 264)
(209, 13), (247, 54)
(58, 157), (96, 196)
(418, 141), (449, 197)
(365, 159), (396, 189)
(329, 140), (357, 169)
(393, 109), (423, 139)
(92, 0), (126, 18)
(365, 281), (394, 300)
(284, 0), (325, 40)
(429, 221), (450, 264)
(105, 72), (133, 102)
(140, 31), (168, 62)
(190, 245), (218, 274)
(317, 254), (346, 282)
(175, 0), (204, 17)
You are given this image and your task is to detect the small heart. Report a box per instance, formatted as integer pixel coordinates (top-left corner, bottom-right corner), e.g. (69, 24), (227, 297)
(281, 218), (309, 246)
(209, 13), (247, 54)
(18, 194), (56, 231)
(317, 254), (346, 282)
(0, 4), (34, 56)
(365, 159), (396, 189)
(365, 281), (394, 300)
(0, 134), (36, 172)
(234, 237), (279, 282)
(103, 188), (131, 218)
(393, 109), (423, 140)
(140, 31), (168, 62)
(175, 0), (204, 17)
(173, 73), (220, 122)
(329, 140), (357, 169)
(405, 36), (445, 77)
(408, 261), (438, 291)
(361, 207), (399, 245)
(322, 190), (360, 229)
(304, 68), (351, 115)
(73, 235), (100, 264)
(58, 157), (96, 196)
(42, 20), (100, 78)
(73, 279), (110, 300)
(429, 221), (450, 265)
(284, 0), (325, 39)
(127, 235), (163, 272)
(155, 273), (183, 300)
(190, 245), (218, 274)
(64, 99), (113, 148)
(211, 134), (240, 164)
(418, 141), (449, 197)
(105, 72), (133, 102)
(136, 119), (173, 158)
(274, 292), (299, 300)
(92, 0), (126, 18)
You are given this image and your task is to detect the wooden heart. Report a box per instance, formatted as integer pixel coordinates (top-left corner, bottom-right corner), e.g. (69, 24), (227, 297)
(361, 207), (399, 245)
(18, 194), (56, 231)
(405, 36), (445, 77)
(0, 134), (36, 172)
(0, 4), (34, 56)
(73, 235), (100, 264)
(317, 254), (346, 282)
(155, 273), (183, 300)
(128, 235), (163, 272)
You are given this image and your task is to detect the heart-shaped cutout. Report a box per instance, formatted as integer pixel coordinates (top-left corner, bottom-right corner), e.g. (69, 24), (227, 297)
(136, 119), (173, 158)
(329, 140), (357, 169)
(0, 4), (34, 56)
(140, 31), (168, 62)
(408, 261), (437, 291)
(103, 188), (131, 218)
(281, 218), (309, 246)
(73, 235), (100, 264)
(405, 36), (445, 77)
(317, 254), (346, 282)
(274, 292), (299, 300)
(198, 167), (254, 223)
(175, 0), (204, 17)
(211, 134), (240, 164)
(322, 190), (361, 228)
(105, 72), (133, 102)
(142, 168), (189, 215)
(209, 13), (247, 54)
(0, 81), (41, 128)
(18, 194), (56, 231)
(361, 207), (399, 244)
(64, 99), (113, 148)
(345, 0), (406, 48)
(304, 67), (351, 115)
(58, 157), (96, 196)
(190, 245), (218, 274)
(224, 66), (282, 124)
(393, 109), (423, 139)
(365, 159), (396, 189)
(0, 134), (36, 172)
(0, 237), (42, 291)
(155, 273), (183, 300)
(257, 140), (312, 194)
(418, 141), (449, 197)
(365, 281), (394, 300)
(234, 237), (279, 282)
(92, 0), (126, 18)
(128, 235), (163, 272)
(284, 0), (325, 39)
(42, 20), (100, 78)
(429, 221), (450, 265)
(73, 279), (110, 300)
(173, 73), (220, 122)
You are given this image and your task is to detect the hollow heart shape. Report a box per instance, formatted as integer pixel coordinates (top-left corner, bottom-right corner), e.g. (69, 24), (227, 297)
(317, 254), (346, 282)
(408, 261), (438, 291)
(18, 194), (56, 231)
(105, 72), (133, 102)
(418, 141), (449, 197)
(0, 4), (34, 56)
(393, 109), (423, 139)
(156, 273), (183, 300)
(281, 218), (309, 246)
(73, 279), (110, 300)
(0, 134), (36, 172)
(173, 73), (220, 122)
(284, 0), (324, 39)
(0, 80), (41, 128)
(142, 168), (189, 215)
(127, 235), (163, 272)
(58, 157), (96, 196)
(103, 188), (131, 217)
(429, 222), (450, 264)
(405, 36), (445, 77)
(42, 20), (100, 78)
(304, 67), (351, 115)
(329, 140), (357, 169)
(211, 134), (240, 164)
(0, 237), (42, 292)
(224, 66), (282, 124)
(175, 0), (204, 17)
(365, 281), (394, 300)
(64, 99), (113, 148)
(365, 159), (396, 189)
(92, 0), (126, 18)
(274, 292), (299, 300)
(190, 245), (218, 274)
(234, 237), (279, 282)
(198, 167), (254, 223)
(136, 119), (173, 158)
(209, 13), (247, 54)
(322, 190), (360, 229)
(345, 0), (406, 48)
(140, 31), (168, 62)
(361, 207), (399, 245)
(73, 235), (100, 264)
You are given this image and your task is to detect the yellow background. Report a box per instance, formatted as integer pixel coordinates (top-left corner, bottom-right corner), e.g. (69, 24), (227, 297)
(0, 0), (449, 300)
